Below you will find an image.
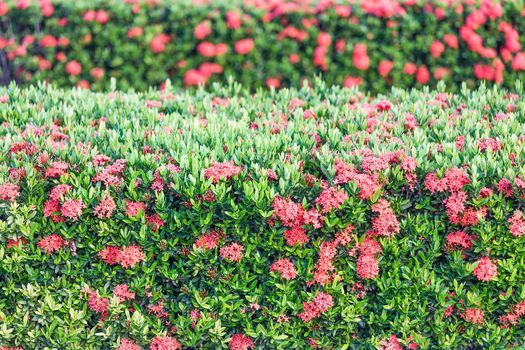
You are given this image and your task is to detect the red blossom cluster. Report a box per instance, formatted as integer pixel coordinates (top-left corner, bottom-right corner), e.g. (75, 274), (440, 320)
(508, 210), (525, 237)
(37, 234), (67, 254)
(219, 242), (244, 262)
(273, 196), (325, 246)
(125, 201), (146, 217)
(94, 194), (116, 219)
(150, 336), (181, 350)
(98, 245), (145, 268)
(444, 231), (474, 252)
(229, 334), (254, 350)
(0, 183), (19, 202)
(270, 258), (297, 280)
(461, 308), (485, 325)
(356, 237), (383, 280)
(117, 339), (140, 350)
(309, 225), (354, 285)
(499, 300), (525, 327)
(195, 230), (224, 250)
(315, 186), (348, 213)
(370, 199), (400, 237)
(380, 335), (403, 350)
(113, 284), (135, 303)
(92, 159), (126, 186)
(204, 161), (242, 183)
(298, 292), (334, 322)
(472, 256), (497, 282)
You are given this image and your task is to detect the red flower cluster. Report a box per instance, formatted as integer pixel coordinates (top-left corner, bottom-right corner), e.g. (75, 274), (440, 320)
(195, 230), (224, 250)
(462, 308), (485, 325)
(0, 182), (19, 202)
(150, 336), (181, 350)
(117, 339), (140, 350)
(60, 198), (85, 220)
(125, 201), (146, 217)
(204, 161), (242, 183)
(508, 210), (525, 237)
(472, 256), (497, 282)
(99, 245), (145, 268)
(315, 186), (348, 213)
(445, 231), (474, 251)
(334, 160), (380, 200)
(357, 253), (380, 280)
(370, 199), (400, 237)
(309, 226), (354, 285)
(270, 258), (297, 280)
(37, 234), (66, 254)
(94, 194), (116, 219)
(219, 242), (244, 262)
(298, 292), (334, 322)
(229, 334), (254, 350)
(499, 300), (525, 327)
(113, 284), (135, 303)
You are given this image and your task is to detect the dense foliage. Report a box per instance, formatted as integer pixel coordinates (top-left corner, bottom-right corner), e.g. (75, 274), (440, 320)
(1, 0), (525, 92)
(0, 80), (525, 349)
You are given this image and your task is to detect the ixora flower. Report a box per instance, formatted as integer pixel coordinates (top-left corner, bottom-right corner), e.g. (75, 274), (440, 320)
(98, 245), (145, 268)
(270, 258), (297, 280)
(298, 292), (334, 322)
(116, 245), (145, 268)
(445, 231), (473, 251)
(204, 161), (242, 183)
(125, 200), (146, 217)
(65, 60), (82, 76)
(113, 284), (135, 303)
(220, 242), (244, 262)
(508, 210), (525, 237)
(60, 198), (85, 220)
(353, 43), (370, 70)
(94, 194), (116, 218)
(472, 256), (497, 282)
(283, 226), (309, 246)
(462, 308), (485, 325)
(117, 339), (140, 350)
(380, 335), (403, 350)
(315, 186), (348, 213)
(150, 336), (181, 350)
(150, 34), (170, 53)
(37, 234), (67, 254)
(194, 21), (212, 40)
(0, 183), (19, 202)
(195, 230), (223, 250)
(229, 334), (254, 350)
(356, 254), (379, 279)
(234, 38), (254, 55)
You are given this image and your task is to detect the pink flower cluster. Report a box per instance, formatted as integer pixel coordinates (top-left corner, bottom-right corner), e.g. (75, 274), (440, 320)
(37, 234), (67, 254)
(270, 258), (297, 280)
(229, 334), (254, 350)
(195, 230), (224, 250)
(219, 242), (244, 262)
(204, 161), (242, 183)
(98, 245), (145, 268)
(0, 183), (19, 202)
(472, 256), (497, 282)
(298, 292), (334, 322)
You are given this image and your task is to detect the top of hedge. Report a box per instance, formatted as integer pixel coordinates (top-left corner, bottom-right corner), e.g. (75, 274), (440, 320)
(1, 80), (525, 349)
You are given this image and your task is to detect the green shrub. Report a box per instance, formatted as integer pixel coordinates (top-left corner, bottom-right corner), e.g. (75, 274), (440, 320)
(0, 80), (525, 349)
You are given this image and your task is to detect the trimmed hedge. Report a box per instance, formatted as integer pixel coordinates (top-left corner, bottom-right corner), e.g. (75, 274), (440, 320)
(1, 80), (525, 349)
(1, 0), (525, 92)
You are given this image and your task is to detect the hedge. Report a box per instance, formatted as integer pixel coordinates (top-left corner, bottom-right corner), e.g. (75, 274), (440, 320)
(1, 0), (525, 92)
(0, 79), (525, 349)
